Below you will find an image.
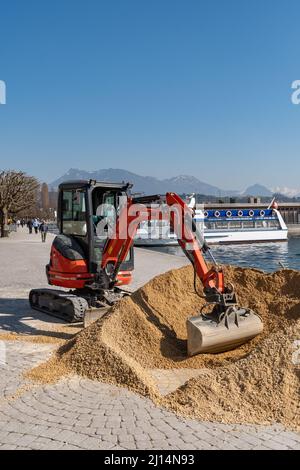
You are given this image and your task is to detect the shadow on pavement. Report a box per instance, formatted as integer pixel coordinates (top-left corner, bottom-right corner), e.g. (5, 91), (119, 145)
(0, 298), (79, 340)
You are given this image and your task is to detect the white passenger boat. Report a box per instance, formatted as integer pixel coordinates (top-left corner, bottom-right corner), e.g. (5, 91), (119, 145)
(195, 203), (288, 244)
(134, 220), (178, 246)
(135, 199), (288, 246)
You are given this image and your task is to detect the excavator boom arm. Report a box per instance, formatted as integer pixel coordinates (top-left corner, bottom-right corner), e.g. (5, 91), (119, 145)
(101, 192), (224, 294)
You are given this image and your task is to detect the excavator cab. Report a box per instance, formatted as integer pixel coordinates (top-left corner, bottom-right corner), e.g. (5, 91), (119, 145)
(29, 180), (134, 322)
(48, 180), (134, 289)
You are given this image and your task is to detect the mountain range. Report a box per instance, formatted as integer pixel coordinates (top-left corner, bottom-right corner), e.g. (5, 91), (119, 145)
(49, 168), (293, 197)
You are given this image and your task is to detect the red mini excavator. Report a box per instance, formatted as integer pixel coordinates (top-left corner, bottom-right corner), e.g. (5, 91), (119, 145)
(29, 180), (263, 355)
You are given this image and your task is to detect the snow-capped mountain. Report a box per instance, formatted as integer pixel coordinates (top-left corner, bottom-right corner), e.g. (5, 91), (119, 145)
(50, 168), (223, 195)
(50, 168), (280, 198)
(272, 186), (300, 198)
(243, 184), (273, 197)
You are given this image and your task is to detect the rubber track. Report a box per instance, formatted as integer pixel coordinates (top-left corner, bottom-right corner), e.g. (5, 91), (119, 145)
(29, 288), (88, 323)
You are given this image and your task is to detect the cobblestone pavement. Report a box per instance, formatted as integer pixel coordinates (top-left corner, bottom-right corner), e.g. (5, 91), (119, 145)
(0, 340), (299, 450)
(0, 229), (299, 450)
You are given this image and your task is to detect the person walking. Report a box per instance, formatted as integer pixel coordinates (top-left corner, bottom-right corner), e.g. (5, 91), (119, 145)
(27, 219), (33, 234)
(40, 220), (48, 242)
(32, 218), (39, 234)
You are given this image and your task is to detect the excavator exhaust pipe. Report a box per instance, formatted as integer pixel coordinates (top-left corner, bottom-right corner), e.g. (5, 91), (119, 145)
(187, 307), (263, 356)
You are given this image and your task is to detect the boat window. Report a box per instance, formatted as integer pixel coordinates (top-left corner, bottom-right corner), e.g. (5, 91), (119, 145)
(215, 221), (228, 230)
(242, 221), (255, 229)
(255, 220), (264, 228)
(229, 221), (242, 229)
(268, 220), (280, 228)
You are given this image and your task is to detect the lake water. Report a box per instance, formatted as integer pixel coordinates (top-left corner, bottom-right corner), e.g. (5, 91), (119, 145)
(145, 237), (300, 272)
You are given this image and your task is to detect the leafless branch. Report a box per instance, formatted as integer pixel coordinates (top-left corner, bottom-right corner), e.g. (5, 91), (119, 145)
(0, 170), (40, 216)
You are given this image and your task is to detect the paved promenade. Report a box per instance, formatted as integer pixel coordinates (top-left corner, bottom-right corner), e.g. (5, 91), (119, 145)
(0, 228), (299, 450)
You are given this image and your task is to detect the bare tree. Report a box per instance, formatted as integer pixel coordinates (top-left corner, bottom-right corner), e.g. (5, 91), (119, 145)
(0, 171), (39, 237)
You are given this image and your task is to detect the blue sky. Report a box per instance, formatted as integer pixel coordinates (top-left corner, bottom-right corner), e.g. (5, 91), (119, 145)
(0, 0), (300, 190)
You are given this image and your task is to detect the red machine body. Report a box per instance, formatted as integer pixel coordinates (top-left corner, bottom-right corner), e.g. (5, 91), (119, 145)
(48, 245), (132, 289)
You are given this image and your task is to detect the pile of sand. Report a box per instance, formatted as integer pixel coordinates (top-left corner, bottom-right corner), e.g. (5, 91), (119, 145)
(29, 265), (300, 429)
(163, 323), (299, 428)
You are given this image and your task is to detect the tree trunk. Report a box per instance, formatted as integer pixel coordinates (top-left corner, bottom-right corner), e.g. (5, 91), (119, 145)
(0, 208), (9, 237)
(0, 210), (3, 237)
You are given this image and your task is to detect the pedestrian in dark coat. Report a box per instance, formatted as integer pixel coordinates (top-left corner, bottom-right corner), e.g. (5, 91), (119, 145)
(27, 219), (33, 234)
(40, 221), (48, 242)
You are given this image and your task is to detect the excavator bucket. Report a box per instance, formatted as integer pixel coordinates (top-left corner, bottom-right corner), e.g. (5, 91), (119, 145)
(187, 307), (263, 356)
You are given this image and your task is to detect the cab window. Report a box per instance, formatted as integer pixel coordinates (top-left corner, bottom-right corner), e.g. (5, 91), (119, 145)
(100, 192), (116, 218)
(62, 190), (87, 236)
